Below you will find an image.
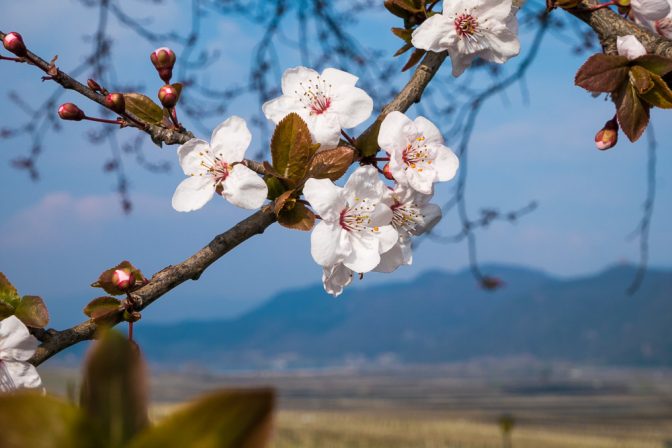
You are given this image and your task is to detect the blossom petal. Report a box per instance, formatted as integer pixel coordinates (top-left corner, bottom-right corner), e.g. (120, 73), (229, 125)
(311, 221), (350, 267)
(343, 232), (382, 273)
(414, 116), (444, 145)
(343, 165), (387, 203)
(330, 87), (374, 129)
(172, 175), (215, 212)
(177, 139), (211, 176)
(303, 178), (345, 221)
(210, 116), (252, 163)
(221, 164), (268, 209)
(476, 0), (515, 21)
(262, 95), (305, 124)
(310, 113), (342, 150)
(375, 240), (411, 273)
(370, 202), (393, 227)
(450, 51), (478, 78)
(0, 316), (37, 362)
(321, 68), (359, 87)
(407, 168), (435, 194)
(322, 264), (354, 297)
(416, 203), (442, 235)
(378, 111), (416, 154)
(434, 145), (460, 182)
(412, 14), (454, 52)
(0, 360), (41, 391)
(617, 35), (648, 60)
(377, 225), (400, 254)
(281, 66), (321, 95)
(632, 0), (671, 20)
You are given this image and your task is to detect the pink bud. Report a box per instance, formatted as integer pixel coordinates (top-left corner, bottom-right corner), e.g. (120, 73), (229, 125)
(382, 163), (395, 181)
(3, 32), (27, 57)
(150, 47), (176, 83)
(58, 103), (85, 121)
(112, 269), (133, 290)
(105, 93), (126, 114)
(158, 84), (179, 108)
(595, 118), (619, 151)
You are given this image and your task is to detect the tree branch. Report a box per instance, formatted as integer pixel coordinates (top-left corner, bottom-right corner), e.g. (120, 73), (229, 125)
(566, 1), (672, 56)
(0, 30), (194, 146)
(28, 47), (449, 366)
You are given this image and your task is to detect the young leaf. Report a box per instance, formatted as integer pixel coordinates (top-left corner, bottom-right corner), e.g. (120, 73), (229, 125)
(278, 201), (316, 231)
(15, 295), (49, 328)
(128, 388), (275, 448)
(92, 261), (147, 296)
(615, 83), (650, 142)
(394, 42), (414, 57)
(270, 113), (319, 186)
(265, 176), (287, 200)
(639, 72), (672, 109)
(83, 296), (122, 323)
(391, 27), (413, 43)
(629, 66), (654, 95)
(307, 146), (355, 181)
(123, 93), (164, 125)
(575, 54), (630, 93)
(634, 55), (672, 77)
(80, 330), (149, 448)
(402, 48), (426, 72)
(0, 392), (98, 448)
(0, 272), (21, 314)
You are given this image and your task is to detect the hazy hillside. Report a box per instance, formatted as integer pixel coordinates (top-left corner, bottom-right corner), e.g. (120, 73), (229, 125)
(134, 265), (672, 369)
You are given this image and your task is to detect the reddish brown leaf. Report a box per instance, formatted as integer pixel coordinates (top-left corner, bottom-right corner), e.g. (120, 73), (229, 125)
(575, 54), (630, 93)
(634, 55), (672, 77)
(616, 83), (650, 142)
(629, 66), (654, 95)
(639, 72), (672, 109)
(306, 146), (355, 182)
(402, 48), (426, 72)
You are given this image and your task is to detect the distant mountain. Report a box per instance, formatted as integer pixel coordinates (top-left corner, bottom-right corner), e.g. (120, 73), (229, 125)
(134, 265), (672, 369)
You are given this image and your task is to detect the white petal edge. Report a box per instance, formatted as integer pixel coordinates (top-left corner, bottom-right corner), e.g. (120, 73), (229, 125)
(303, 178), (345, 221)
(172, 175), (215, 212)
(221, 164), (268, 210)
(177, 139), (211, 176)
(210, 116), (252, 163)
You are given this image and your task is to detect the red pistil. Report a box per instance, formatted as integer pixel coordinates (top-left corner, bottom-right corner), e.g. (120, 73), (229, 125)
(454, 14), (478, 38)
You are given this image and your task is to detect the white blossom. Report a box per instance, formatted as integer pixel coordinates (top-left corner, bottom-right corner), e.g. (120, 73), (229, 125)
(0, 316), (42, 392)
(411, 0), (520, 77)
(172, 116), (268, 212)
(322, 264), (354, 298)
(303, 166), (398, 274)
(617, 35), (647, 60)
(378, 111), (459, 195)
(376, 185), (442, 273)
(631, 0), (671, 23)
(262, 67), (374, 149)
(638, 0), (672, 38)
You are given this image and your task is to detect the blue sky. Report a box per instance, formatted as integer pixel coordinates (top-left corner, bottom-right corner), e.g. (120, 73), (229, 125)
(1, 0), (671, 328)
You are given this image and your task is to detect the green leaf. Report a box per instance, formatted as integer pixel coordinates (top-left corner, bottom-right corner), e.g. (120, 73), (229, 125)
(0, 392), (98, 448)
(265, 176), (287, 201)
(615, 82), (650, 142)
(391, 27), (412, 43)
(123, 93), (164, 125)
(15, 295), (49, 328)
(575, 54), (630, 93)
(80, 330), (149, 448)
(128, 388), (275, 448)
(639, 72), (672, 109)
(634, 55), (672, 77)
(402, 48), (426, 72)
(357, 119), (383, 158)
(629, 65), (654, 95)
(0, 272), (21, 313)
(306, 146), (354, 182)
(83, 296), (122, 324)
(270, 113), (319, 187)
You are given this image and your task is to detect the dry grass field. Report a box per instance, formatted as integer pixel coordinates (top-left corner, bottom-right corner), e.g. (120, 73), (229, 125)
(43, 360), (672, 447)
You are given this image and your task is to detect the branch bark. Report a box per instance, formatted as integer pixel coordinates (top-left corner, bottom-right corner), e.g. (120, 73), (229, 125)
(566, 1), (672, 57)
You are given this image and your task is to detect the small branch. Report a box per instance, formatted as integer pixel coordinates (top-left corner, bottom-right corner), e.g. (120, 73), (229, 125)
(0, 29), (194, 146)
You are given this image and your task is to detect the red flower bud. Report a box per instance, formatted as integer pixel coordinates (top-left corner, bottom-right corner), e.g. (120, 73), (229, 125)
(150, 47), (176, 83)
(58, 103), (85, 121)
(382, 163), (395, 181)
(595, 118), (619, 151)
(112, 269), (134, 290)
(158, 84), (179, 108)
(3, 32), (27, 57)
(105, 93), (126, 114)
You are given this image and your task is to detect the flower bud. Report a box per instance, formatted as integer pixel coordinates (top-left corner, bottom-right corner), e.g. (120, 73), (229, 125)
(87, 78), (103, 92)
(595, 118), (619, 151)
(3, 32), (27, 57)
(150, 47), (176, 83)
(112, 268), (134, 290)
(105, 93), (126, 114)
(382, 163), (395, 181)
(158, 84), (179, 108)
(58, 103), (85, 121)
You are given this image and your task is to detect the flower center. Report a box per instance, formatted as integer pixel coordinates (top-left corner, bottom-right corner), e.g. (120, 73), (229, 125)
(402, 136), (432, 172)
(656, 18), (672, 38)
(391, 201), (422, 235)
(338, 198), (377, 232)
(454, 13), (479, 39)
(195, 151), (230, 185)
(296, 76), (333, 115)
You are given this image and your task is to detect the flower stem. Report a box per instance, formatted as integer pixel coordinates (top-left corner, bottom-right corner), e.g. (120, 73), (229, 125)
(0, 55), (25, 63)
(128, 321), (134, 342)
(341, 130), (357, 147)
(83, 115), (123, 125)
